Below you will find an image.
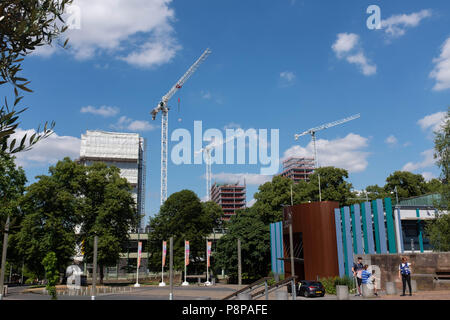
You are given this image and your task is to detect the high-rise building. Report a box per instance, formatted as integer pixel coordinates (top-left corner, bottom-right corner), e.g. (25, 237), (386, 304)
(79, 130), (146, 229)
(211, 182), (246, 220)
(279, 157), (315, 183)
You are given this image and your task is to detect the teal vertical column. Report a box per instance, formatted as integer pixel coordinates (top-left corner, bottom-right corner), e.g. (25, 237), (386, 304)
(384, 198), (397, 253)
(353, 204), (364, 255)
(351, 205), (357, 254)
(372, 200), (381, 254)
(416, 209), (424, 253)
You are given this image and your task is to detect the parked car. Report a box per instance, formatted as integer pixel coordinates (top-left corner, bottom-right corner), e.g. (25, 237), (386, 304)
(297, 280), (325, 297)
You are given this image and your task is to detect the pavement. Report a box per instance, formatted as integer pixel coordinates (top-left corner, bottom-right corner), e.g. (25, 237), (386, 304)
(2, 285), (450, 300)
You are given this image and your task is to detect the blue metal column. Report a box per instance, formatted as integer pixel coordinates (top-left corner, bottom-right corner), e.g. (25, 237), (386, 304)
(351, 205), (357, 254)
(376, 199), (388, 253)
(277, 222), (284, 273)
(270, 223), (276, 274)
(363, 202), (375, 254)
(353, 204), (364, 255)
(343, 206), (353, 276)
(334, 209), (345, 277)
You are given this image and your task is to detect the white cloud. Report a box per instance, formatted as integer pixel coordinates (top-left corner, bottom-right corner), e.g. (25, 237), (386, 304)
(10, 129), (81, 168)
(418, 111), (447, 132)
(332, 33), (376, 76)
(247, 198), (256, 207)
(283, 133), (370, 173)
(201, 91), (212, 99)
(111, 116), (157, 132)
(385, 134), (398, 146)
(421, 171), (435, 181)
(332, 33), (359, 57)
(345, 52), (377, 76)
(280, 71), (296, 82)
(34, 0), (181, 68)
(381, 9), (432, 38)
(211, 172), (272, 186)
(80, 105), (120, 117)
(402, 149), (435, 172)
(430, 37), (450, 91)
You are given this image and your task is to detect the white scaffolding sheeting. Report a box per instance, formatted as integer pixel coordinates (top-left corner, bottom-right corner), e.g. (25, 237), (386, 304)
(80, 131), (140, 160)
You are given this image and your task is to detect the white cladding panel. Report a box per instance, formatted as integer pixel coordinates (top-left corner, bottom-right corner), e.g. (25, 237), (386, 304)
(80, 131), (140, 160)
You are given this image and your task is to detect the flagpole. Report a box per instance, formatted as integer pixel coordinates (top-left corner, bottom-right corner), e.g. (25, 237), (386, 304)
(182, 240), (189, 286)
(159, 241), (166, 286)
(205, 239), (211, 286)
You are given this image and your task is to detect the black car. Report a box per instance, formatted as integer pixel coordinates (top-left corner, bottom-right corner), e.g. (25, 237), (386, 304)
(297, 280), (325, 297)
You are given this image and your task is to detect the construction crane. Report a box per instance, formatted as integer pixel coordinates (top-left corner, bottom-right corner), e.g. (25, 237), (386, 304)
(195, 132), (243, 201)
(151, 48), (212, 205)
(294, 113), (360, 202)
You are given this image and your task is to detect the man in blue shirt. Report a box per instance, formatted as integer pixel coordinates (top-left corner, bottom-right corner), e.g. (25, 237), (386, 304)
(399, 256), (412, 296)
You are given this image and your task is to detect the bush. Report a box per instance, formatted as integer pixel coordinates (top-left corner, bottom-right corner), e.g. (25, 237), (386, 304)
(320, 276), (357, 295)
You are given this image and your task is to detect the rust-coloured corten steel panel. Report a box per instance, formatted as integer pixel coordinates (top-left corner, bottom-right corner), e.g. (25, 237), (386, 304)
(283, 201), (340, 281)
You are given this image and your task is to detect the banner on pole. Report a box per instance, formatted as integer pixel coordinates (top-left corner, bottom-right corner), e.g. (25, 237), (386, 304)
(162, 241), (167, 267)
(137, 241), (142, 268)
(207, 241), (212, 267)
(185, 241), (190, 266)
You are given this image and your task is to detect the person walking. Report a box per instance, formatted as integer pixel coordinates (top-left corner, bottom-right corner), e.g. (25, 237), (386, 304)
(352, 257), (364, 296)
(399, 256), (412, 296)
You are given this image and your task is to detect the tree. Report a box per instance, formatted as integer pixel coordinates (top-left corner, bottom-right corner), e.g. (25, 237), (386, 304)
(78, 162), (137, 283)
(365, 184), (390, 201)
(0, 151), (26, 273)
(305, 167), (355, 205)
(148, 191), (221, 273)
(214, 208), (270, 283)
(252, 176), (297, 225)
(424, 108), (450, 251)
(42, 251), (59, 300)
(434, 107), (450, 206)
(1, 0), (73, 153)
(14, 158), (83, 277)
(384, 171), (429, 200)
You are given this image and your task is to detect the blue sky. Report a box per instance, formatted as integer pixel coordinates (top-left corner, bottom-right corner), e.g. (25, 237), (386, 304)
(5, 0), (450, 224)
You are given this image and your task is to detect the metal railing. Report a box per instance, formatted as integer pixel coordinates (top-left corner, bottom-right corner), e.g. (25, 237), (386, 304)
(222, 276), (297, 300)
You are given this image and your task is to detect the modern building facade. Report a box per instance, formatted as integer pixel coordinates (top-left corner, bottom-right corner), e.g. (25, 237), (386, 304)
(211, 182), (246, 219)
(79, 130), (146, 229)
(278, 157), (315, 183)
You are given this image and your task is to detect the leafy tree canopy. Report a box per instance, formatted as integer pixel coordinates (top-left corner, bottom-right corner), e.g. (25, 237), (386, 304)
(148, 191), (221, 272)
(1, 0), (73, 153)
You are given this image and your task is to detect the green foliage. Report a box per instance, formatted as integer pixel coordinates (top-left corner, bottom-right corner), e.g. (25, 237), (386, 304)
(0, 0), (72, 153)
(425, 211), (450, 251)
(384, 171), (430, 199)
(148, 191), (221, 273)
(214, 208), (270, 283)
(14, 158), (82, 277)
(252, 168), (355, 225)
(434, 107), (450, 208)
(0, 152), (26, 260)
(77, 162), (137, 282)
(320, 276), (356, 295)
(42, 251), (59, 300)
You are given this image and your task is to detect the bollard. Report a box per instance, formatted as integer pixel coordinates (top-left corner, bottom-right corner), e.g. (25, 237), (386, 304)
(385, 282), (396, 295)
(237, 293), (251, 300)
(336, 285), (349, 300)
(275, 290), (289, 300)
(411, 280), (418, 293)
(362, 284), (374, 298)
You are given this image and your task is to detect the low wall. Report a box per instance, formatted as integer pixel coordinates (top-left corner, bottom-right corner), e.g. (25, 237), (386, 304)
(361, 252), (450, 291)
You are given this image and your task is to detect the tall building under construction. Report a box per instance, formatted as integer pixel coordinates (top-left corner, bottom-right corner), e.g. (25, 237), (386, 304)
(211, 182), (246, 220)
(279, 157), (315, 183)
(79, 130), (146, 228)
